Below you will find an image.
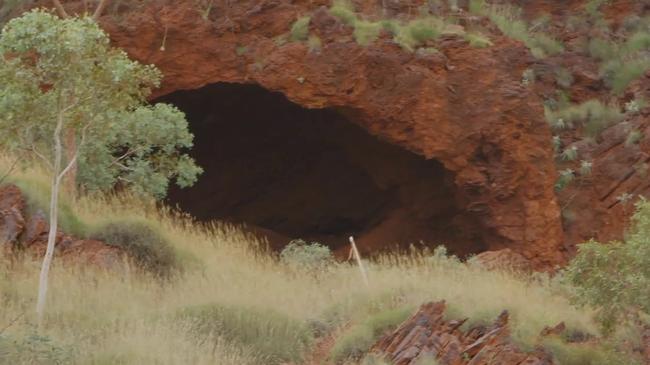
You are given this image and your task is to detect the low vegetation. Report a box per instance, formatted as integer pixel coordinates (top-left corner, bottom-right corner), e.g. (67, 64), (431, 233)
(329, 306), (412, 363)
(469, 0), (563, 58)
(1, 155), (623, 364)
(564, 199), (650, 335)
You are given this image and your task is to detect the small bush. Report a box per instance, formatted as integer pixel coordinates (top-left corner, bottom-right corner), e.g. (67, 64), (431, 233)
(394, 17), (444, 51)
(178, 304), (313, 365)
(603, 58), (650, 95)
(564, 199), (650, 335)
(329, 307), (412, 363)
(290, 16), (311, 42)
(354, 20), (382, 46)
(91, 219), (179, 277)
(280, 239), (333, 271)
(329, 0), (357, 26)
(546, 100), (623, 137)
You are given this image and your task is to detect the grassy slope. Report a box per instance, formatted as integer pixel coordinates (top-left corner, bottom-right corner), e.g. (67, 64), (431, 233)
(0, 155), (605, 364)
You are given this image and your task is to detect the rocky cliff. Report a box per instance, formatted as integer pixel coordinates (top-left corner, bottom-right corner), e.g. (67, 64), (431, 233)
(28, 0), (649, 269)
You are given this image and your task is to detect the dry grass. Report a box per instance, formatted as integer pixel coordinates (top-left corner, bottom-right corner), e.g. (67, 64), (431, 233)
(0, 156), (603, 364)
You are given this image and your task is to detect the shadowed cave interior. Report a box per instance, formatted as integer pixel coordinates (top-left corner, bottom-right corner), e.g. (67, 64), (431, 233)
(159, 83), (488, 256)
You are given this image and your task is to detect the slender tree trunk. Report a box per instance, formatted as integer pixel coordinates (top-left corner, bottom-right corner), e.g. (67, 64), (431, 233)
(36, 111), (65, 327)
(63, 129), (77, 198)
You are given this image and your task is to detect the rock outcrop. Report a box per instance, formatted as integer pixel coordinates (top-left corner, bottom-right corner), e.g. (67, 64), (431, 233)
(81, 0), (564, 268)
(370, 301), (555, 365)
(0, 184), (121, 269)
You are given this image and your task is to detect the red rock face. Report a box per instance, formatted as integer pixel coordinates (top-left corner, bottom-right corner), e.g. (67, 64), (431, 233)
(93, 0), (566, 268)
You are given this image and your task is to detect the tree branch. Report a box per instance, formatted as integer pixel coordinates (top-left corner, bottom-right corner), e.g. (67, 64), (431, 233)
(93, 0), (111, 19)
(57, 121), (92, 182)
(52, 0), (70, 18)
(30, 145), (54, 171)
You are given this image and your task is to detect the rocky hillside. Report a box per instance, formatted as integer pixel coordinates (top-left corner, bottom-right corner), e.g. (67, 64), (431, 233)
(3, 0), (646, 270)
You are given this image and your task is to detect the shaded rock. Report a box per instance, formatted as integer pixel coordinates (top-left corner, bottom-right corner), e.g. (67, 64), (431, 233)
(370, 301), (556, 365)
(0, 184), (26, 246)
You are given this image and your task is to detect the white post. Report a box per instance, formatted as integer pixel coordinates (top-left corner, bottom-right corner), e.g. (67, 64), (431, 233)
(349, 236), (369, 288)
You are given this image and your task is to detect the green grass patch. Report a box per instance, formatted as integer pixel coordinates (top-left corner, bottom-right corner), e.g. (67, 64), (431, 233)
(545, 100), (623, 137)
(354, 20), (382, 46)
(329, 306), (412, 363)
(329, 0), (358, 26)
(10, 177), (88, 238)
(290, 16), (311, 42)
(178, 304), (313, 365)
(544, 338), (638, 365)
(464, 32), (493, 48)
(91, 219), (181, 277)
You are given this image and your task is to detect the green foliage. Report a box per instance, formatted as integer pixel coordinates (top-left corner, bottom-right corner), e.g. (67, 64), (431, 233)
(564, 199), (650, 335)
(354, 20), (382, 46)
(178, 304), (313, 365)
(543, 338), (639, 365)
(588, 31), (650, 94)
(394, 17), (445, 51)
(329, 0), (357, 26)
(329, 307), (412, 363)
(470, 1), (563, 58)
(91, 219), (180, 277)
(290, 16), (311, 42)
(602, 58), (650, 95)
(280, 239), (333, 271)
(546, 100), (623, 137)
(464, 32), (493, 48)
(555, 168), (575, 191)
(0, 10), (201, 199)
(0, 332), (74, 365)
(11, 177), (88, 238)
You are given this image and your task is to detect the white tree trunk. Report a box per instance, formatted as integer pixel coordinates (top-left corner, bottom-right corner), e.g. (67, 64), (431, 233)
(36, 110), (65, 327)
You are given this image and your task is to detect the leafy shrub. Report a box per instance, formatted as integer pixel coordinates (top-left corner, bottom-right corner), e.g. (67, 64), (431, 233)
(564, 199), (650, 335)
(290, 16), (311, 41)
(91, 219), (179, 277)
(329, 307), (412, 363)
(178, 304), (313, 365)
(354, 20), (382, 46)
(280, 239), (333, 271)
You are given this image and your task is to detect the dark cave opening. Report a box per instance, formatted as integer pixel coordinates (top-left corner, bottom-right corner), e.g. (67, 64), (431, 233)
(158, 83), (488, 256)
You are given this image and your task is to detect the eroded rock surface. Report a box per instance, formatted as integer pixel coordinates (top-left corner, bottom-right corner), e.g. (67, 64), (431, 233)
(370, 301), (555, 365)
(0, 184), (121, 269)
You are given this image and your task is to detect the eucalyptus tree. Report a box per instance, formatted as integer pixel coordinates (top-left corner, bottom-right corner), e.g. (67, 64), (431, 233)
(0, 9), (202, 324)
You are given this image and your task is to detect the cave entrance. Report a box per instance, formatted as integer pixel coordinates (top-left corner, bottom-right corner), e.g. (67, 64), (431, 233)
(158, 83), (487, 256)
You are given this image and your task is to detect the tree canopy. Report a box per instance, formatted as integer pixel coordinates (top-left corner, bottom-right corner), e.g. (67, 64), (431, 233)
(0, 9), (202, 199)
